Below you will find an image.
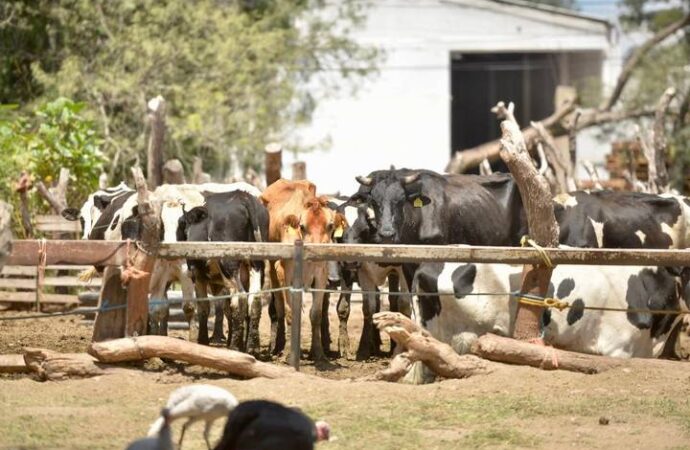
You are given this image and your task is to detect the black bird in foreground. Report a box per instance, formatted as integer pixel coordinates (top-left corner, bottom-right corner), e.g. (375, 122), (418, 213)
(212, 400), (331, 450)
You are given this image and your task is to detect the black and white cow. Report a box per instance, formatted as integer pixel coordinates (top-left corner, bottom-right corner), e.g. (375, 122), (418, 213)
(347, 168), (522, 358)
(61, 182), (134, 239)
(152, 182), (262, 340)
(411, 260), (690, 382)
(177, 190), (269, 352)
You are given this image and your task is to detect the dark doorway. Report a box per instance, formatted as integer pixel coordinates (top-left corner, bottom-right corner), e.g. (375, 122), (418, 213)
(450, 52), (559, 172)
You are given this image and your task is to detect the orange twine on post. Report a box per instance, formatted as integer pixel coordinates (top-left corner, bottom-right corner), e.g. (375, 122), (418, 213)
(120, 239), (149, 284)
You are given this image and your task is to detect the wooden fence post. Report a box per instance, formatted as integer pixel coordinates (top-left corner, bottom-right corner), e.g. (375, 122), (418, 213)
(292, 161), (307, 181)
(146, 96), (166, 190)
(496, 102), (559, 341)
(15, 172), (33, 239)
(162, 159), (186, 184)
(265, 143), (282, 187)
(289, 239), (304, 370)
(125, 167), (160, 336)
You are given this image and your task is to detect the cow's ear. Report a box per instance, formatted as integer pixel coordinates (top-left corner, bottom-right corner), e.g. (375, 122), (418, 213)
(61, 208), (80, 221)
(408, 195), (431, 208)
(186, 206), (208, 224)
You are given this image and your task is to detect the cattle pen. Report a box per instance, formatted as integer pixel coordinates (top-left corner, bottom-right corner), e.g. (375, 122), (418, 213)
(5, 238), (690, 370)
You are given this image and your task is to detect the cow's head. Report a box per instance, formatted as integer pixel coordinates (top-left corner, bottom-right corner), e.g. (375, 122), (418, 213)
(161, 199), (186, 243)
(355, 170), (430, 244)
(280, 196), (336, 245)
(343, 205), (375, 245)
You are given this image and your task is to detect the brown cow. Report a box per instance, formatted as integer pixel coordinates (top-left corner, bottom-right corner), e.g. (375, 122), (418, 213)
(260, 179), (337, 363)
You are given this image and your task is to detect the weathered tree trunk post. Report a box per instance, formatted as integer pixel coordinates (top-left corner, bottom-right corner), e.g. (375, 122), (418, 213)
(264, 143), (282, 187)
(35, 168), (71, 295)
(162, 159), (186, 184)
(146, 96), (166, 190)
(126, 167), (161, 336)
(15, 172), (33, 238)
(289, 240), (304, 370)
(496, 102), (560, 341)
(291, 161), (307, 181)
(92, 266), (128, 342)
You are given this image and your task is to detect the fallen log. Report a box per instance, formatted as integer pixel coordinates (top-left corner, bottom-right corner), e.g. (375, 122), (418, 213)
(23, 348), (119, 381)
(372, 312), (492, 380)
(88, 335), (302, 379)
(470, 333), (668, 374)
(0, 354), (30, 373)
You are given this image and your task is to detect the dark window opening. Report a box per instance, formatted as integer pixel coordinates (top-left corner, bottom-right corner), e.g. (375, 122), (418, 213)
(450, 52), (560, 172)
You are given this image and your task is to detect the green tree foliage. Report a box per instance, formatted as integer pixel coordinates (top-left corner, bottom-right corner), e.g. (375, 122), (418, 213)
(0, 98), (104, 236)
(0, 1), (380, 180)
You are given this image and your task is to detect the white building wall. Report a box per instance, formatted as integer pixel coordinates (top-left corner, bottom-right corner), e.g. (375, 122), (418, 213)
(289, 0), (617, 194)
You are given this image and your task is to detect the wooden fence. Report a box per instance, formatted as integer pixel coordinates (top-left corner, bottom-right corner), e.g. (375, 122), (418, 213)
(4, 239), (690, 369)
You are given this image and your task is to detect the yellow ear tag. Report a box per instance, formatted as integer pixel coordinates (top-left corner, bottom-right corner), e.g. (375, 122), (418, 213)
(334, 226), (344, 238)
(413, 197), (424, 208)
(286, 226), (299, 237)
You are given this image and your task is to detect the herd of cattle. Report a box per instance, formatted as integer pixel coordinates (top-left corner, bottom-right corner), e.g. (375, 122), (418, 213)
(60, 167), (690, 379)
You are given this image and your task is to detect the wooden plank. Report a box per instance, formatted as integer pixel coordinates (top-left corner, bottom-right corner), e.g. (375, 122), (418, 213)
(7, 240), (128, 266)
(157, 242), (690, 266)
(35, 215), (81, 233)
(2, 266), (37, 276)
(92, 266), (127, 342)
(157, 241), (294, 260)
(302, 244), (690, 266)
(0, 355), (29, 373)
(0, 291), (78, 304)
(0, 276), (101, 289)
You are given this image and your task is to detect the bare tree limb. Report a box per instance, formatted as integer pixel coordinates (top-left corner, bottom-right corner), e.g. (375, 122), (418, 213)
(568, 109), (582, 171)
(445, 103), (657, 174)
(651, 87), (676, 192)
(532, 121), (568, 194)
(536, 142), (549, 176)
(601, 14), (690, 111)
(479, 158), (493, 176)
(581, 161), (603, 190)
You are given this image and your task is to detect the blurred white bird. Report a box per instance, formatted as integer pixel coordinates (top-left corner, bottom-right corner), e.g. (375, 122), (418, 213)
(127, 408), (173, 450)
(148, 384), (239, 449)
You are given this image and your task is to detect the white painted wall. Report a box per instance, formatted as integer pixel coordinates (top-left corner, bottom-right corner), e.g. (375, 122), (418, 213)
(289, 0), (617, 195)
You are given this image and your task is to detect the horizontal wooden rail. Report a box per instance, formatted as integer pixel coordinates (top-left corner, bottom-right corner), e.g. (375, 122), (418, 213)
(6, 240), (690, 266)
(158, 242), (690, 266)
(157, 242), (295, 260)
(7, 240), (128, 266)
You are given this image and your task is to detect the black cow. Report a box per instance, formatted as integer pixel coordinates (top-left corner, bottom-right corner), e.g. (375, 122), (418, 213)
(177, 190), (269, 352)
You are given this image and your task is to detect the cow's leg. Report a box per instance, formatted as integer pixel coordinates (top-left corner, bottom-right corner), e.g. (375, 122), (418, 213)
(321, 282), (335, 354)
(336, 272), (353, 358)
(268, 262), (286, 355)
(147, 265), (168, 336)
(386, 272), (401, 355)
(246, 266), (263, 355)
(211, 297), (225, 344)
(179, 264), (198, 342)
(195, 282), (211, 345)
(310, 266), (328, 364)
(356, 270), (379, 360)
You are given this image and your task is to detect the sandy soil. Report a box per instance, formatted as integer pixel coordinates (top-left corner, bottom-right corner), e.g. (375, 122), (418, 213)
(1, 295), (690, 450)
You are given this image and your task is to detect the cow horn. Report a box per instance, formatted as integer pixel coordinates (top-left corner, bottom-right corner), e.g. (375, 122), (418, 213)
(402, 173), (420, 185)
(356, 175), (373, 186)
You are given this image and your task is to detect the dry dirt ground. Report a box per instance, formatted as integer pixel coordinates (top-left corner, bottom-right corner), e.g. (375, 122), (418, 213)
(2, 296), (690, 450)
